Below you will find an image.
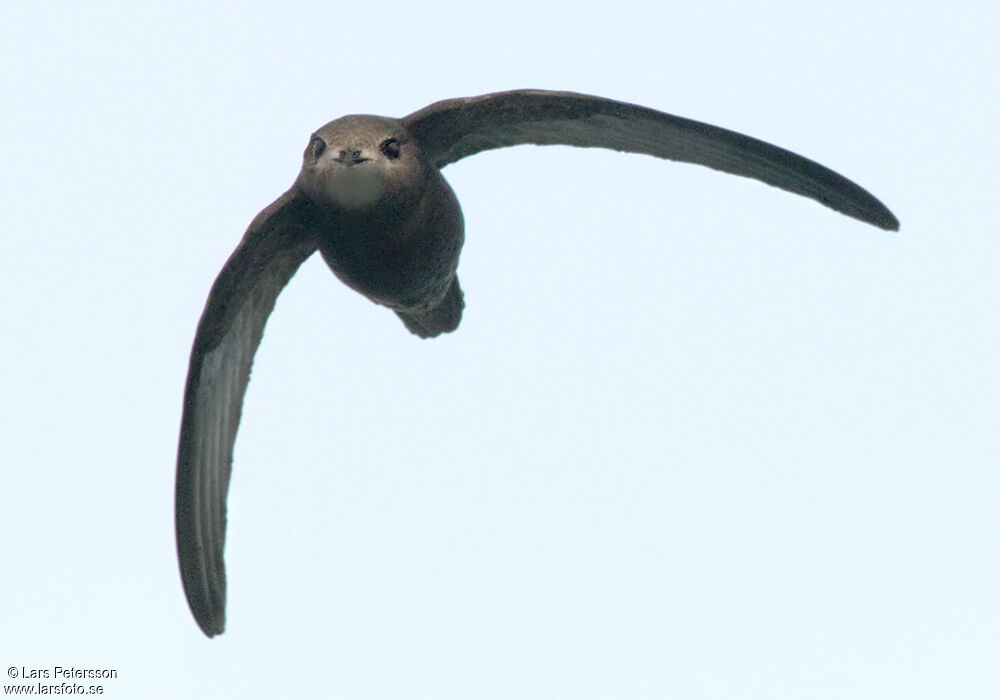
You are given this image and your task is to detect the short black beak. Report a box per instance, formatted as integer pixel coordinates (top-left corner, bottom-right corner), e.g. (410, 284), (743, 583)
(335, 149), (369, 166)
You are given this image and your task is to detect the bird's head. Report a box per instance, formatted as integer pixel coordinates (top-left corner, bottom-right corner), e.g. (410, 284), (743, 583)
(296, 115), (425, 210)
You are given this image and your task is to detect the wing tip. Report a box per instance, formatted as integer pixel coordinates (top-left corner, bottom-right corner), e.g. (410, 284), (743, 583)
(176, 538), (227, 638)
(866, 203), (900, 232)
(188, 593), (226, 638)
(198, 617), (225, 638)
(866, 208), (900, 232)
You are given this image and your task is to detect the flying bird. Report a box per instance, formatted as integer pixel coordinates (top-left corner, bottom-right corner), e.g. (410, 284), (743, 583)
(175, 89), (898, 637)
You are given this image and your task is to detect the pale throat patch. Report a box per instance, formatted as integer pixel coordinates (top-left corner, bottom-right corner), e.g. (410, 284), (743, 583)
(331, 167), (385, 209)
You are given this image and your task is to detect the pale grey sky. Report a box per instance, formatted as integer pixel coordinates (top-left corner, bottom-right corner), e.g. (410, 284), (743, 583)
(2, 1), (997, 698)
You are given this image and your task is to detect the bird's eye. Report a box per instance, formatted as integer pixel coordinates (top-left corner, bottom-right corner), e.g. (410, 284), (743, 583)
(307, 136), (326, 160)
(380, 137), (401, 160)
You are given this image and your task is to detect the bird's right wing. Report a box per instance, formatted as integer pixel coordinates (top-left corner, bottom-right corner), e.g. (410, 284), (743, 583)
(403, 89), (898, 230)
(175, 186), (317, 637)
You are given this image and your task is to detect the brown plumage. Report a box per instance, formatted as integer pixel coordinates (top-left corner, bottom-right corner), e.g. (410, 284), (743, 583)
(175, 89), (898, 637)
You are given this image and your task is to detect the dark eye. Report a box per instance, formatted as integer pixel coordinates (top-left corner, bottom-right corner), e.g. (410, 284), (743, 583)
(307, 136), (326, 160)
(380, 137), (401, 160)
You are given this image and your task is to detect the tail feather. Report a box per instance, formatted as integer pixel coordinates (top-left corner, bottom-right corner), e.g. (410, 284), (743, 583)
(396, 277), (464, 338)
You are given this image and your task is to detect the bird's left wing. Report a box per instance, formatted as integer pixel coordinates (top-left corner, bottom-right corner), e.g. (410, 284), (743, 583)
(403, 89), (898, 231)
(175, 186), (317, 637)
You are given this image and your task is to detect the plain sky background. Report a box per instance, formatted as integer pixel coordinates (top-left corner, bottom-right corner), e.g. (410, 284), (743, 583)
(1, 1), (997, 698)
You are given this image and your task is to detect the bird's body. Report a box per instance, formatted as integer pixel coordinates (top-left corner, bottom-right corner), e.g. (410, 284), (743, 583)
(298, 114), (465, 336)
(296, 116), (464, 337)
(175, 90), (899, 637)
